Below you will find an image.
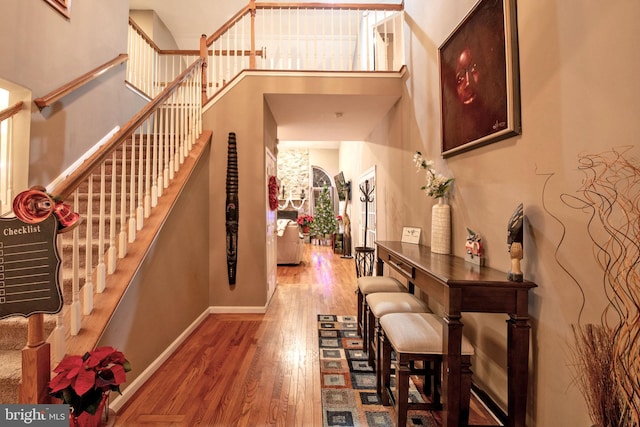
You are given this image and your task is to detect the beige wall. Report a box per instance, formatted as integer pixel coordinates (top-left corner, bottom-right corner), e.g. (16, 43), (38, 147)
(6, 1), (637, 423)
(98, 148), (210, 388)
(203, 73), (403, 309)
(204, 77), (269, 308)
(335, 1), (640, 426)
(309, 148), (340, 182)
(0, 0), (146, 187)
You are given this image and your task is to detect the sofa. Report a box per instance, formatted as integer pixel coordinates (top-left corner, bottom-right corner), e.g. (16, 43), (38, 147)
(277, 219), (304, 265)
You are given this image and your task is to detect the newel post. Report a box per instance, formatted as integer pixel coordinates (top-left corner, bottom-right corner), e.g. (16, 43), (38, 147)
(19, 313), (51, 404)
(200, 34), (208, 106)
(249, 0), (256, 69)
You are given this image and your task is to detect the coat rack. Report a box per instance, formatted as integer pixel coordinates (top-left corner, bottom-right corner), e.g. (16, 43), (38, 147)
(354, 179), (375, 277)
(340, 189), (353, 258)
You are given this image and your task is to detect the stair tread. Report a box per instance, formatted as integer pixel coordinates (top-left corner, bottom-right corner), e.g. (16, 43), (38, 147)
(0, 349), (22, 379)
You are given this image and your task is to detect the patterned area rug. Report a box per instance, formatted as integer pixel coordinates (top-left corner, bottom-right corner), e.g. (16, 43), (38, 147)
(318, 314), (438, 427)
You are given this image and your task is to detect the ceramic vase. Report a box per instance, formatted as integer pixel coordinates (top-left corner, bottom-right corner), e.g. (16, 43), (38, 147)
(431, 198), (451, 254)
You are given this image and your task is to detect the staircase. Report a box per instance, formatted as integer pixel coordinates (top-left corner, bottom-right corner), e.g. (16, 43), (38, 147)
(0, 55), (206, 404)
(0, 1), (406, 404)
(0, 143), (143, 403)
(0, 123), (212, 403)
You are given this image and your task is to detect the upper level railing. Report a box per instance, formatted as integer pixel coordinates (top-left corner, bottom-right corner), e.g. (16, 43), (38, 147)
(127, 18), (200, 100)
(205, 1), (404, 97)
(126, 2), (404, 103)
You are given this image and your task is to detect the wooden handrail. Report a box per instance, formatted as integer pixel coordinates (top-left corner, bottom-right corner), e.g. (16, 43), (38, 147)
(129, 17), (200, 56)
(0, 101), (23, 122)
(128, 18), (161, 52)
(207, 4), (253, 45)
(159, 49), (202, 55)
(207, 1), (403, 46)
(256, 2), (403, 11)
(34, 53), (128, 110)
(129, 18), (202, 55)
(51, 58), (204, 200)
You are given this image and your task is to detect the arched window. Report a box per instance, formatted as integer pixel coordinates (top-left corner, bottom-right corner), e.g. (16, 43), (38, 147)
(310, 166), (337, 217)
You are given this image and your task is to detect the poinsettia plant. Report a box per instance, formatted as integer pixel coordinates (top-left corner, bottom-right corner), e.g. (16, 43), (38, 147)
(49, 346), (131, 416)
(296, 214), (314, 227)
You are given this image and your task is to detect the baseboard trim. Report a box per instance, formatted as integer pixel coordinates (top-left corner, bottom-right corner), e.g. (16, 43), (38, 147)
(209, 305), (268, 314)
(471, 383), (507, 426)
(109, 308), (210, 412)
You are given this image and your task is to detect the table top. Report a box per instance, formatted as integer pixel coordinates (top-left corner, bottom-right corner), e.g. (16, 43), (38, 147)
(376, 240), (537, 290)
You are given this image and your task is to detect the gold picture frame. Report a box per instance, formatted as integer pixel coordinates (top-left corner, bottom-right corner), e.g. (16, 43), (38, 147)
(44, 0), (71, 19)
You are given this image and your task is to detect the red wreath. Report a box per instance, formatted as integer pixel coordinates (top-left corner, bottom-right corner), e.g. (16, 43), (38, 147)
(268, 175), (279, 211)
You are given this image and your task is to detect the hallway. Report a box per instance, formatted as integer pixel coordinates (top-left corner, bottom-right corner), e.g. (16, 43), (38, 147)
(114, 244), (498, 426)
(115, 244), (356, 426)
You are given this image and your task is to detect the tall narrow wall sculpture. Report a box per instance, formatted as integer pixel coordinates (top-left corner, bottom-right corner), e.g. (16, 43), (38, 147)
(225, 132), (239, 285)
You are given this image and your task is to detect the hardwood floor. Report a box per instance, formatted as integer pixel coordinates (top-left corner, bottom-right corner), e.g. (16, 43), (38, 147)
(114, 244), (499, 426)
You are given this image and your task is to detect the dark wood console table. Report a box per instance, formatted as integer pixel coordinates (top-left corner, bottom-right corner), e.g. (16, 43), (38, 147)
(376, 241), (536, 427)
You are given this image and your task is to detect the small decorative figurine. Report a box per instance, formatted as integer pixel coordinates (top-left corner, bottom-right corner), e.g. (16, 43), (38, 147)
(507, 203), (524, 282)
(464, 228), (484, 265)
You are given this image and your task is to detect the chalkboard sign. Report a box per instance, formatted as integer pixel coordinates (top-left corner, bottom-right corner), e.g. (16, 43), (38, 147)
(0, 215), (62, 319)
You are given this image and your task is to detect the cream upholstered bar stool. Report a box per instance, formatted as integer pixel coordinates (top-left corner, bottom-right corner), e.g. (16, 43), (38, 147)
(365, 292), (430, 372)
(379, 312), (475, 427)
(356, 276), (407, 350)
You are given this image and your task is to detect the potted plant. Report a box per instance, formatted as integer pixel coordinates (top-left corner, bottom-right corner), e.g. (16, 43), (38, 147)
(412, 151), (455, 254)
(296, 214), (314, 234)
(49, 346), (131, 427)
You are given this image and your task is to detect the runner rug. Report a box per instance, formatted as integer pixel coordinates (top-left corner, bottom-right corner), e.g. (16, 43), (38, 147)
(318, 314), (438, 427)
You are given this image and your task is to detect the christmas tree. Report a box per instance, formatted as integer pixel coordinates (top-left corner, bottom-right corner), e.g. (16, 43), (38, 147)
(310, 186), (338, 236)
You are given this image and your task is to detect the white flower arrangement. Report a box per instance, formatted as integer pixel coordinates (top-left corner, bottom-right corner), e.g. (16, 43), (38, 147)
(413, 151), (454, 199)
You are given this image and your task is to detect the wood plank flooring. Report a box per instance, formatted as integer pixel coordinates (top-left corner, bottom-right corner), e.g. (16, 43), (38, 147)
(114, 244), (500, 426)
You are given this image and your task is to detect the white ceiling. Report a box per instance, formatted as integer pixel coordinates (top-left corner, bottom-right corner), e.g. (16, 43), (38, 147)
(265, 94), (400, 142)
(129, 0), (402, 143)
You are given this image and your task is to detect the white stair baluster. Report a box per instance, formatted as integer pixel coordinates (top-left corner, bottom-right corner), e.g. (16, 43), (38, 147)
(144, 120), (152, 218)
(96, 163), (107, 293)
(70, 189), (81, 335)
(107, 152), (117, 274)
(129, 135), (137, 242)
(83, 175), (94, 314)
(136, 123), (145, 230)
(119, 138), (128, 258)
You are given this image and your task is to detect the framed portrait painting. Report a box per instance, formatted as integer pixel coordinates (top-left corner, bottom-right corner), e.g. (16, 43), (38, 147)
(439, 0), (521, 157)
